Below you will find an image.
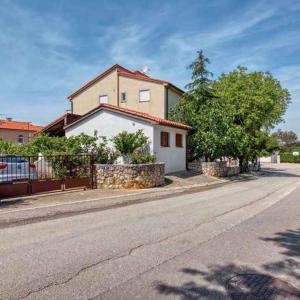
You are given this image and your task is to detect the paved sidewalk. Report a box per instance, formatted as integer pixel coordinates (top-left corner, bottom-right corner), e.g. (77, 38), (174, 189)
(0, 171), (226, 228)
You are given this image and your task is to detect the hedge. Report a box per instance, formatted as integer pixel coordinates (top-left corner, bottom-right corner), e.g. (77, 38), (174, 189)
(280, 153), (300, 163)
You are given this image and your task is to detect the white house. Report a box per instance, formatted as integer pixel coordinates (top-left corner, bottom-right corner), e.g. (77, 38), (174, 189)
(64, 104), (191, 173)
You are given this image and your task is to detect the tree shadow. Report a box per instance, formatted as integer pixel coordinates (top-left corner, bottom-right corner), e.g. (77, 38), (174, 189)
(261, 229), (300, 258)
(155, 228), (300, 299)
(0, 198), (27, 208)
(156, 264), (300, 299)
(260, 168), (300, 178)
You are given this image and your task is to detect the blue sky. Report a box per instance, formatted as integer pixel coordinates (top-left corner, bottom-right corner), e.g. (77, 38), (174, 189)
(0, 0), (299, 136)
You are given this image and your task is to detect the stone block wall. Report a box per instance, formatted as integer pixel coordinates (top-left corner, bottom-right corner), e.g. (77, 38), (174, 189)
(201, 161), (228, 177)
(95, 163), (165, 189)
(227, 166), (240, 176)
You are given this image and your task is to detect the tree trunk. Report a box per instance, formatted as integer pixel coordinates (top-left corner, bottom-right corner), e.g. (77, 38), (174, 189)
(239, 156), (249, 173)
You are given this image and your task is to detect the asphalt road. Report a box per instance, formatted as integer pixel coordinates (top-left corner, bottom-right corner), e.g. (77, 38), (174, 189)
(0, 164), (299, 299)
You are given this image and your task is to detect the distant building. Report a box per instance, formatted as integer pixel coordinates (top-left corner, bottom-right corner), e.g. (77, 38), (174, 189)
(0, 118), (43, 144)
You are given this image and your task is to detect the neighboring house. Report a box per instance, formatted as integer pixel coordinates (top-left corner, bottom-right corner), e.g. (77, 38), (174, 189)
(64, 104), (191, 173)
(68, 64), (184, 119)
(41, 112), (81, 137)
(0, 118), (43, 144)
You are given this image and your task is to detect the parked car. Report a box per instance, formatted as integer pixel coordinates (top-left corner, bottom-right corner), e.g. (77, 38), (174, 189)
(0, 155), (37, 182)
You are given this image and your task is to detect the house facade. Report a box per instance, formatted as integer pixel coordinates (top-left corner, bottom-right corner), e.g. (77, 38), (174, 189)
(42, 64), (190, 172)
(0, 119), (43, 144)
(65, 104), (191, 173)
(68, 64), (184, 119)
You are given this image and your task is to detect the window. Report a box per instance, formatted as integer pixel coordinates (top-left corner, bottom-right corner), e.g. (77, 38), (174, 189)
(139, 89), (150, 102)
(99, 95), (108, 104)
(160, 131), (169, 147)
(175, 134), (183, 147)
(121, 92), (126, 103)
(18, 135), (24, 144)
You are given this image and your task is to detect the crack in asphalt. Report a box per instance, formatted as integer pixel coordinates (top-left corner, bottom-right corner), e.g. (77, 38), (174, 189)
(19, 179), (299, 299)
(20, 244), (145, 299)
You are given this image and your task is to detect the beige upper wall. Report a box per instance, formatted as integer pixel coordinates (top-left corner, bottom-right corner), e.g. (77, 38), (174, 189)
(71, 70), (118, 115)
(71, 69), (183, 119)
(0, 129), (34, 144)
(167, 89), (182, 115)
(118, 76), (166, 119)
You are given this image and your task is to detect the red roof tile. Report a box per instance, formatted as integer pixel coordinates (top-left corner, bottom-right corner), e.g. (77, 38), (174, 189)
(65, 104), (192, 131)
(0, 120), (43, 132)
(41, 112), (81, 133)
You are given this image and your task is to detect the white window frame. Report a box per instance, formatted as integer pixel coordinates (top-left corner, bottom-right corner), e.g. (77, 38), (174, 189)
(99, 94), (108, 104)
(139, 89), (150, 102)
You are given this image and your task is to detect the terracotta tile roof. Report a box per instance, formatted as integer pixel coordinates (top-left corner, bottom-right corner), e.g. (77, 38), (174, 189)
(67, 64), (133, 100)
(0, 120), (43, 132)
(67, 64), (184, 100)
(41, 112), (81, 133)
(65, 103), (192, 131)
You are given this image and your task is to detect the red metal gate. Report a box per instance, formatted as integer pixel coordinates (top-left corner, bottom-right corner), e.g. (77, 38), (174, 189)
(0, 154), (95, 199)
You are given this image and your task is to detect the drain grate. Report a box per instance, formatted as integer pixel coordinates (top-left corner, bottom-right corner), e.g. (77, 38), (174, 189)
(226, 274), (300, 299)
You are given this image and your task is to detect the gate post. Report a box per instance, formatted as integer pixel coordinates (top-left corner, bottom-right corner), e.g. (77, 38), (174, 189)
(90, 154), (95, 189)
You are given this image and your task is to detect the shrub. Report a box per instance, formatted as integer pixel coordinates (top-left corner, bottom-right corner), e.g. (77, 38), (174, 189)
(280, 153), (300, 163)
(112, 130), (149, 155)
(130, 153), (156, 164)
(0, 133), (118, 174)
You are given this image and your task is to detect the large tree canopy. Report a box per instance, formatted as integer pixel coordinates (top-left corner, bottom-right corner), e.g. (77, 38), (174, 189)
(170, 51), (291, 168)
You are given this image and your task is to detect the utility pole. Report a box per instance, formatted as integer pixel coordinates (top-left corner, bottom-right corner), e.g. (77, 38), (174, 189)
(27, 122), (32, 143)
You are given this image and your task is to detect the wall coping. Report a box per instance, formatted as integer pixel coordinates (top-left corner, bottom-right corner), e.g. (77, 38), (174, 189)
(95, 162), (165, 167)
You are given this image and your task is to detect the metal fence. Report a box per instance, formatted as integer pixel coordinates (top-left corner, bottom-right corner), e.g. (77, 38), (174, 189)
(0, 154), (94, 198)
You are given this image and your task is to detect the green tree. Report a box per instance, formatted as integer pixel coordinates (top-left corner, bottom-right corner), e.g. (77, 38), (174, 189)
(170, 51), (291, 171)
(271, 129), (298, 149)
(213, 67), (291, 169)
(170, 51), (247, 161)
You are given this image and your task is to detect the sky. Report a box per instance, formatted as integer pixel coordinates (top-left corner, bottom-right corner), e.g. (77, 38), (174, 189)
(0, 0), (299, 136)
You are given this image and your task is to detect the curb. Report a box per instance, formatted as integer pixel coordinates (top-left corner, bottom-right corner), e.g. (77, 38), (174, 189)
(0, 180), (231, 229)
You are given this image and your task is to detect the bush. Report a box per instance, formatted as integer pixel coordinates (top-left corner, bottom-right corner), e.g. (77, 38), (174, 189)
(280, 153), (300, 163)
(130, 153), (156, 164)
(0, 133), (118, 166)
(112, 130), (149, 155)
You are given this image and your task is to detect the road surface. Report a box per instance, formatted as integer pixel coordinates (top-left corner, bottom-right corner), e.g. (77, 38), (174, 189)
(0, 164), (299, 299)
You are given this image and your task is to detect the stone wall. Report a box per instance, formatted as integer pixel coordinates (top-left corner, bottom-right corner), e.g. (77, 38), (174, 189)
(187, 161), (203, 173)
(95, 163), (165, 189)
(227, 166), (241, 176)
(201, 161), (228, 177)
(199, 162), (241, 177)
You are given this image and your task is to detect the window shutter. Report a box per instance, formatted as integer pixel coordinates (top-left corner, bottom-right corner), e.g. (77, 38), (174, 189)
(161, 132), (169, 147)
(176, 134), (183, 147)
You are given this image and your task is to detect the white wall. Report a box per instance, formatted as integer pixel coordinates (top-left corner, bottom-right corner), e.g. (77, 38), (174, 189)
(65, 110), (154, 151)
(65, 110), (188, 173)
(153, 125), (187, 173)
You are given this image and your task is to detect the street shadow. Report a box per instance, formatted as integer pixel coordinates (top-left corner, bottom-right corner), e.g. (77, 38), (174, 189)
(163, 177), (174, 187)
(0, 198), (28, 208)
(261, 228), (300, 258)
(155, 228), (300, 299)
(166, 170), (204, 179)
(260, 168), (300, 178)
(155, 263), (300, 299)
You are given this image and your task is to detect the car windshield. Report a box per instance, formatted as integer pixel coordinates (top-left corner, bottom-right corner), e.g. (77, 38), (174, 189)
(0, 156), (28, 163)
